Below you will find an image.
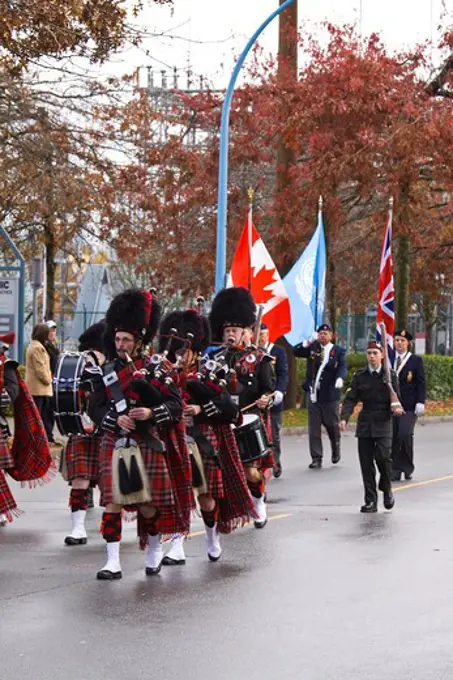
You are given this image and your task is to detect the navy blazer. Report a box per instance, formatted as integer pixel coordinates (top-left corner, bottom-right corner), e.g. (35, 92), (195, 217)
(266, 343), (289, 413)
(294, 341), (347, 404)
(394, 353), (426, 412)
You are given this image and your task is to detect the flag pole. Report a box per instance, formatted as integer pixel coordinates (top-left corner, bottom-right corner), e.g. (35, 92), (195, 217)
(385, 195), (394, 337)
(314, 195), (323, 328)
(247, 187), (254, 292)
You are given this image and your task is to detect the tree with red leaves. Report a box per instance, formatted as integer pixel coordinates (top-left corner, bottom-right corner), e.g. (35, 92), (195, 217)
(95, 21), (453, 338)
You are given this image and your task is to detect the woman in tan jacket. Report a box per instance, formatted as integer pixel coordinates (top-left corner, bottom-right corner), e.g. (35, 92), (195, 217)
(25, 323), (53, 441)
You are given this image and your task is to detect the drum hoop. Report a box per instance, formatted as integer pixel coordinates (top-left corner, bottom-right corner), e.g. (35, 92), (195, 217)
(54, 352), (89, 436)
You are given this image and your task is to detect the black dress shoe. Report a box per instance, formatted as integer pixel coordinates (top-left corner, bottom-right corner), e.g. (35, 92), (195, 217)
(309, 460), (322, 469)
(162, 556), (186, 566)
(273, 463), (282, 478)
(360, 503), (378, 513)
(391, 474), (402, 482)
(208, 552), (222, 562)
(404, 474), (413, 481)
(145, 563), (162, 576)
(254, 518), (268, 529)
(96, 569), (122, 580)
(64, 536), (87, 546)
(383, 491), (395, 510)
(332, 452), (341, 464)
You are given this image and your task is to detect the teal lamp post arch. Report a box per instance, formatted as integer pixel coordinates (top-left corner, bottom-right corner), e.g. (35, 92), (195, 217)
(214, 0), (296, 292)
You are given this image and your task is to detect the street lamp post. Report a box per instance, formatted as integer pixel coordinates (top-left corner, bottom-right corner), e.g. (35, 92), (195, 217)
(214, 0), (296, 293)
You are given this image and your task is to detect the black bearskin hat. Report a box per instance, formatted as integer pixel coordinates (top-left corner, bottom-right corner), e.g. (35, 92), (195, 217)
(209, 287), (256, 343)
(158, 309), (211, 359)
(78, 321), (106, 353)
(103, 288), (161, 360)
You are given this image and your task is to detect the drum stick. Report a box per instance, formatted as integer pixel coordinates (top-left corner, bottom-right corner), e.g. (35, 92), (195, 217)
(240, 392), (276, 413)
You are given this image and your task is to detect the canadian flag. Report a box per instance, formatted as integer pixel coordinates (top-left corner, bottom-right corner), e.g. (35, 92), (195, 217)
(227, 217), (291, 342)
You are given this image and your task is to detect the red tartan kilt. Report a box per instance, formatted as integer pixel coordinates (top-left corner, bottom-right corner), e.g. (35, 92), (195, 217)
(98, 432), (176, 508)
(65, 434), (100, 483)
(261, 411), (274, 470)
(195, 424), (224, 499)
(202, 455), (224, 499)
(0, 470), (17, 519)
(0, 429), (14, 469)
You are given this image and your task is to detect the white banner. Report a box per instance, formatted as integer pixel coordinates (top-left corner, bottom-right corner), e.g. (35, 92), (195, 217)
(0, 278), (19, 360)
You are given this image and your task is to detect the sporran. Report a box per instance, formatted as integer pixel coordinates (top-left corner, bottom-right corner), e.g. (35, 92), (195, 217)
(112, 437), (151, 505)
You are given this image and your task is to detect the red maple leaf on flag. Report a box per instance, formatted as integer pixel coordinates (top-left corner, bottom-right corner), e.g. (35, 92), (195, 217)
(228, 217), (291, 341)
(251, 267), (276, 305)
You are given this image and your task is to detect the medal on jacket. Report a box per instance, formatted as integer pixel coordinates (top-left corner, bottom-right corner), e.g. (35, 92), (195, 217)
(407, 371), (413, 383)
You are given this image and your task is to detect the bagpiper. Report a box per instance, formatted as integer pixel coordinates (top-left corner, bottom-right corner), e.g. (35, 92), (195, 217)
(62, 321), (106, 546)
(0, 332), (54, 525)
(157, 306), (256, 565)
(86, 289), (194, 580)
(208, 287), (276, 529)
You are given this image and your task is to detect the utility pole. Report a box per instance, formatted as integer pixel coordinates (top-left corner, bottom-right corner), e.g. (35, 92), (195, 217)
(277, 0), (299, 408)
(31, 256), (43, 328)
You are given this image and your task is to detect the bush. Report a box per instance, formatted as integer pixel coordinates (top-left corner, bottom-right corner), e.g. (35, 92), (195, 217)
(423, 355), (453, 400)
(294, 353), (453, 402)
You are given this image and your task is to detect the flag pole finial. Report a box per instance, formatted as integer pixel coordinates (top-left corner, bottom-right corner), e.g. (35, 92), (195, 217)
(389, 196), (394, 208)
(248, 187), (254, 204)
(318, 195), (323, 210)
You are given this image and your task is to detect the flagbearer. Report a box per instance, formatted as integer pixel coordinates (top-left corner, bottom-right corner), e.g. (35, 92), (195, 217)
(391, 329), (426, 481)
(340, 341), (402, 513)
(294, 324), (347, 469)
(259, 323), (288, 478)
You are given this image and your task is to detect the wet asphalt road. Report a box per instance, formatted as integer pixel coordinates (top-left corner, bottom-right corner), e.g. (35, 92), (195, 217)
(1, 422), (453, 680)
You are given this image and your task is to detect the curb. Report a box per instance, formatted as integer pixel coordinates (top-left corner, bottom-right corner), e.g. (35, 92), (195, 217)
(281, 414), (453, 437)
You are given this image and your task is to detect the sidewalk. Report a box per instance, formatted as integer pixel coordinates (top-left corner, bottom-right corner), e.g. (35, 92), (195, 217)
(281, 413), (453, 436)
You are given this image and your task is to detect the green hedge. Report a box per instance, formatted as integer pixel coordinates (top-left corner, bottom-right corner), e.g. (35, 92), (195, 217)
(295, 353), (453, 402)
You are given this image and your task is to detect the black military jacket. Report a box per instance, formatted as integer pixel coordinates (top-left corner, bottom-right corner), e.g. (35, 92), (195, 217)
(208, 345), (276, 411)
(341, 366), (400, 439)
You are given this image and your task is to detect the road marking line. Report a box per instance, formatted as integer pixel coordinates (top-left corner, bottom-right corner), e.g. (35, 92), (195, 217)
(188, 512), (293, 538)
(393, 475), (453, 492)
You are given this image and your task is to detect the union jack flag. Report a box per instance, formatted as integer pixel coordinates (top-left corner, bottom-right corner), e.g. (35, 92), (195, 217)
(376, 203), (395, 362)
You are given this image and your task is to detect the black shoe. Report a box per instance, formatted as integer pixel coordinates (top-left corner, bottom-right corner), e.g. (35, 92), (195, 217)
(145, 564), (162, 576)
(332, 452), (341, 464)
(208, 552), (222, 562)
(254, 519), (268, 529)
(360, 503), (378, 513)
(383, 491), (395, 510)
(64, 536), (87, 546)
(273, 463), (282, 478)
(309, 460), (322, 469)
(404, 474), (413, 481)
(162, 556), (186, 566)
(96, 569), (122, 580)
(391, 473), (402, 482)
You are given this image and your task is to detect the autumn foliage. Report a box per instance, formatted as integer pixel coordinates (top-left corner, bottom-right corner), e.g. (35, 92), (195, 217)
(1, 11), (453, 324)
(93, 23), (453, 320)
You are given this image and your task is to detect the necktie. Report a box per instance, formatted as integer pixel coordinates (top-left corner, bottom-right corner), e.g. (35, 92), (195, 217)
(372, 370), (378, 377)
(396, 356), (402, 371)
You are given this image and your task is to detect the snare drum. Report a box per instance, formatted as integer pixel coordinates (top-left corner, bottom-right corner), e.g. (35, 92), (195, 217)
(53, 352), (96, 436)
(233, 413), (269, 464)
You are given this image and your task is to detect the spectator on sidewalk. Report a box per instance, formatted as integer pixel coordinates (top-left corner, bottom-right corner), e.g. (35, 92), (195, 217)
(44, 320), (61, 446)
(25, 324), (53, 443)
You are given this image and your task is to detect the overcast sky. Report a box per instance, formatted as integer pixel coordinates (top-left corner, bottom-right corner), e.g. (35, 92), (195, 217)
(123, 0), (449, 89)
